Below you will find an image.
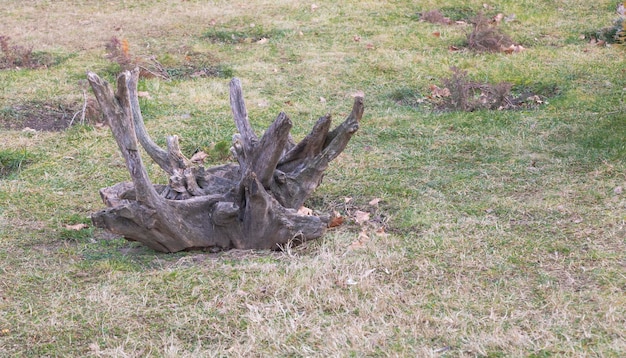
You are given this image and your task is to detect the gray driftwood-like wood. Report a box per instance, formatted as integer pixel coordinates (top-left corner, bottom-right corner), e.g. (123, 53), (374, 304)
(87, 69), (364, 252)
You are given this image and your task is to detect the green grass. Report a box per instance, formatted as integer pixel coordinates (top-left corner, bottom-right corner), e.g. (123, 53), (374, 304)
(1, 0), (626, 356)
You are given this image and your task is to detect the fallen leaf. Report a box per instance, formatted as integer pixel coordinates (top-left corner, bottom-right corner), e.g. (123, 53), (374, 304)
(329, 215), (344, 228)
(344, 197), (353, 203)
(190, 70), (207, 78)
(353, 35), (361, 42)
(504, 14), (516, 23)
(369, 198), (381, 206)
(365, 43), (375, 50)
(209, 19), (217, 26)
(256, 37), (268, 44)
(448, 45), (460, 51)
(298, 206), (313, 216)
(432, 31), (441, 37)
(348, 230), (369, 249)
(354, 210), (370, 225)
(493, 13), (504, 24)
(614, 186), (623, 195)
(375, 226), (389, 237)
(429, 84), (450, 98)
(311, 3), (318, 11)
(502, 44), (525, 54)
(190, 151), (208, 164)
(65, 223), (89, 231)
(361, 268), (376, 278)
(137, 91), (151, 99)
(319, 96), (326, 103)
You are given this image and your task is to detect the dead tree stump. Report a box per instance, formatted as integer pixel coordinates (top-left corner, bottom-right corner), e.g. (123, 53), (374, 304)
(87, 69), (363, 252)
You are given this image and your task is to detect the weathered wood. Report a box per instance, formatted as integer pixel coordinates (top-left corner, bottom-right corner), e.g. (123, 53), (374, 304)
(87, 70), (363, 252)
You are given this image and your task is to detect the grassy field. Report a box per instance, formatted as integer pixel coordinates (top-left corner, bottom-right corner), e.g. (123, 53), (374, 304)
(1, 0), (625, 356)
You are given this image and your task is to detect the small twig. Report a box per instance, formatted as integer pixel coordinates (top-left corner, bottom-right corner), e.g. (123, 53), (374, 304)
(80, 89), (87, 125)
(69, 89), (88, 127)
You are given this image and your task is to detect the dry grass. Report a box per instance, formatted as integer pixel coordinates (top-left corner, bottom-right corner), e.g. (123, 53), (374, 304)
(1, 0), (626, 357)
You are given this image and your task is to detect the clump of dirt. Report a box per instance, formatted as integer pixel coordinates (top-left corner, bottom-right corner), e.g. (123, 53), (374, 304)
(0, 35), (68, 69)
(104, 37), (233, 80)
(0, 99), (103, 131)
(466, 13), (515, 53)
(416, 8), (525, 54)
(428, 67), (555, 112)
(392, 67), (558, 112)
(419, 10), (452, 25)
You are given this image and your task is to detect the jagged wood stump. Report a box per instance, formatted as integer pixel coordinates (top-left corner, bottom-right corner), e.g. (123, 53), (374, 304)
(87, 69), (363, 252)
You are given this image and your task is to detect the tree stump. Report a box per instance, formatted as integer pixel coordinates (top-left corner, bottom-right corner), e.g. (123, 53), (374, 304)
(87, 69), (364, 252)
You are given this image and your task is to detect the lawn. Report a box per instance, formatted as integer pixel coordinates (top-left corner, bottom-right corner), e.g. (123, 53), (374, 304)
(1, 0), (625, 356)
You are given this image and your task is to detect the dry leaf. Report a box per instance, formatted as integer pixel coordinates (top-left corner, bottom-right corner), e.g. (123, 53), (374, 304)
(348, 230), (369, 250)
(311, 4), (318, 11)
(354, 210), (370, 225)
(449, 45), (460, 51)
(329, 215), (344, 228)
(256, 37), (268, 44)
(344, 197), (353, 203)
(368, 198), (381, 206)
(503, 44), (525, 54)
(493, 13), (504, 24)
(319, 96), (326, 103)
(190, 151), (208, 164)
(614, 186), (623, 195)
(429, 84), (450, 98)
(361, 268), (376, 278)
(65, 223), (89, 231)
(298, 206), (313, 216)
(432, 31), (441, 37)
(375, 226), (389, 238)
(137, 91), (151, 99)
(346, 278), (358, 285)
(353, 35), (361, 42)
(365, 43), (375, 50)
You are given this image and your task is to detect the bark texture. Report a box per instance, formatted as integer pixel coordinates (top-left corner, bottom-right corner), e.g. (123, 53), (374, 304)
(87, 69), (363, 252)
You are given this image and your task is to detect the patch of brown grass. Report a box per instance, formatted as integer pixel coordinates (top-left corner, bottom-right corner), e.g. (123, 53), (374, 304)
(420, 10), (452, 25)
(0, 35), (54, 69)
(0, 99), (102, 131)
(467, 13), (514, 52)
(426, 67), (550, 112)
